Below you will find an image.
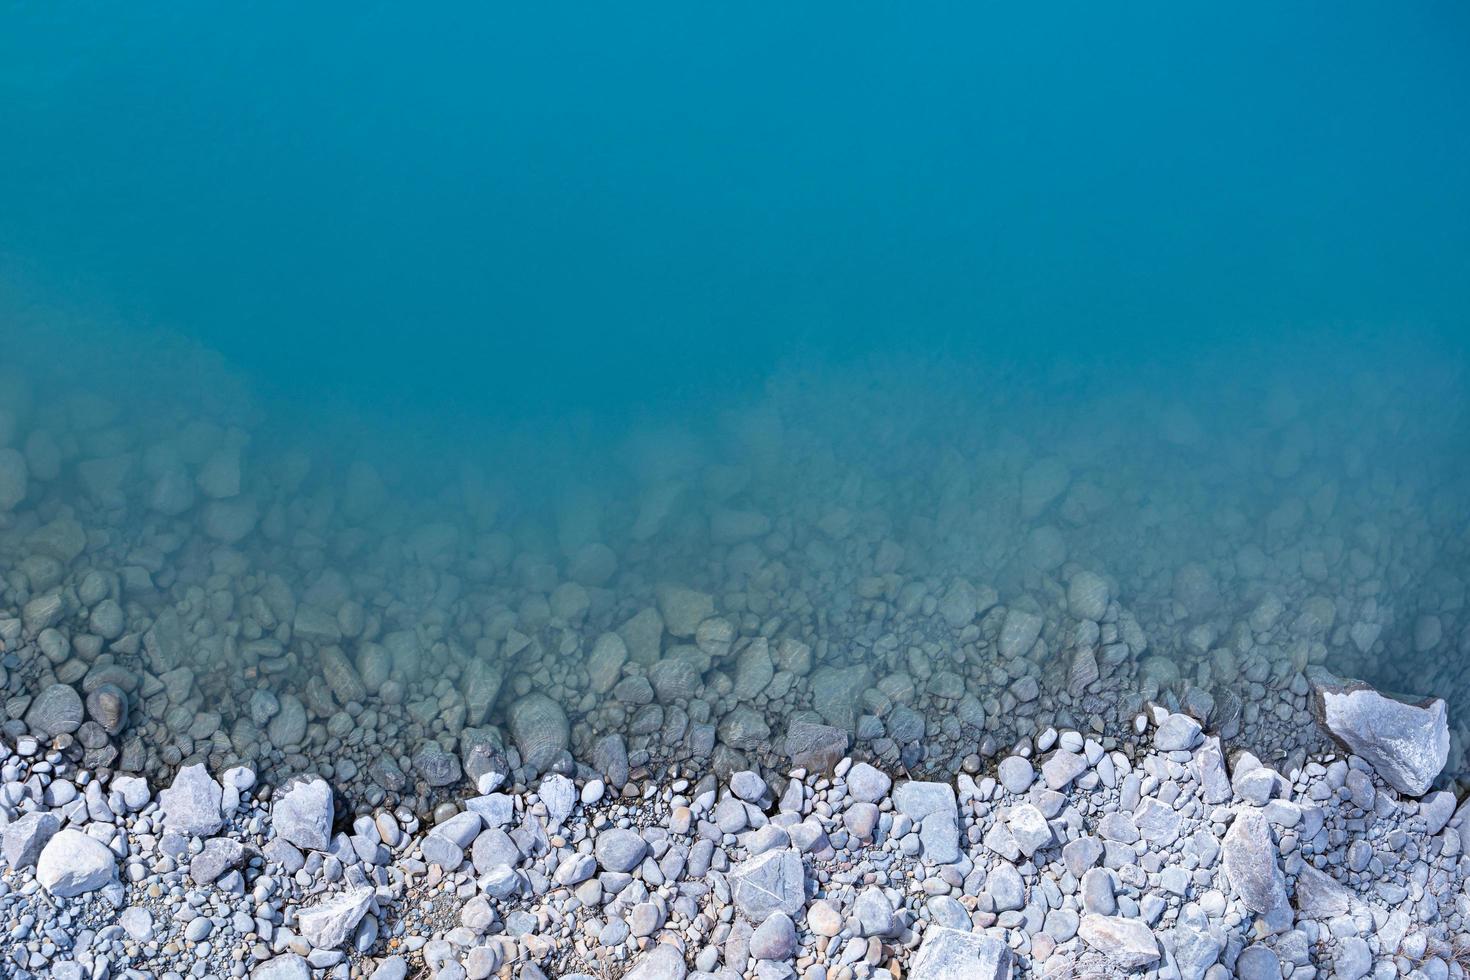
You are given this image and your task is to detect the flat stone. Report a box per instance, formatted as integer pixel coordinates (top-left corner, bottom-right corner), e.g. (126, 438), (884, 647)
(1041, 749), (1088, 790)
(728, 847), (805, 923)
(1222, 809), (1286, 914)
(909, 927), (1013, 980)
(1078, 914), (1160, 968)
(251, 954), (312, 980)
(621, 943), (687, 980)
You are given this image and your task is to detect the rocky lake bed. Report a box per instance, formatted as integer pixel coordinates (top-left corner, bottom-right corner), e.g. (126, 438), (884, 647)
(1, 342), (1468, 978)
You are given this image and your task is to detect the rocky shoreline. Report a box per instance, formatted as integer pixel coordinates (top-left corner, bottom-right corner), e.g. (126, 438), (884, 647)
(1, 341), (1468, 977)
(3, 691), (1465, 979)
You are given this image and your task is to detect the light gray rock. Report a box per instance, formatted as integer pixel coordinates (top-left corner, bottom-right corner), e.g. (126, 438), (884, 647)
(621, 943), (687, 980)
(1222, 809), (1286, 914)
(910, 927), (1013, 980)
(251, 954), (312, 980)
(1078, 914), (1160, 968)
(846, 762), (892, 803)
(996, 756), (1034, 795)
(728, 847), (805, 923)
(894, 781), (960, 863)
(36, 829), (117, 897)
(1153, 712), (1202, 752)
(296, 887), (374, 949)
(159, 764), (225, 837)
(539, 774), (576, 828)
(273, 778), (334, 851)
(2, 811), (60, 869)
(1310, 674), (1448, 795)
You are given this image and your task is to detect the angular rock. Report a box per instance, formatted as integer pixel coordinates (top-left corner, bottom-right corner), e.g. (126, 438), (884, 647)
(2, 811), (60, 869)
(783, 720), (849, 773)
(160, 764), (225, 837)
(1310, 674), (1448, 796)
(1222, 809), (1286, 914)
(622, 943), (686, 980)
(273, 778), (334, 852)
(910, 927), (1013, 980)
(36, 829), (117, 897)
(728, 847), (805, 923)
(1078, 914), (1160, 968)
(296, 887), (374, 949)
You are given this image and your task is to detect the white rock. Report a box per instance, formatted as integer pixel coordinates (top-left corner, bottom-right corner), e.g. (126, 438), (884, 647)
(36, 829), (117, 897)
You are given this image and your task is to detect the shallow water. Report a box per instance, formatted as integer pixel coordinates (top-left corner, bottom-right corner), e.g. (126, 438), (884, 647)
(0, 5), (1468, 811)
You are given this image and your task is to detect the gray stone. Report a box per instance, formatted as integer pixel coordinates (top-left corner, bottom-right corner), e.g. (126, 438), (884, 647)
(846, 762), (892, 804)
(1154, 712), (1202, 751)
(728, 847), (805, 923)
(191, 837), (246, 884)
(1311, 674), (1448, 796)
(988, 860), (1025, 911)
(273, 778), (334, 851)
(853, 886), (896, 937)
(539, 774), (576, 828)
(2, 811), (60, 869)
(24, 683), (84, 738)
(621, 943), (686, 980)
(1041, 749), (1088, 790)
(251, 954), (312, 980)
(783, 720), (849, 772)
(412, 742), (462, 787)
(996, 756), (1034, 795)
(159, 764), (225, 837)
(1007, 804), (1053, 857)
(749, 911), (797, 960)
(1333, 936), (1371, 979)
(595, 828), (648, 873)
(1171, 906), (1220, 980)
(1193, 737), (1231, 805)
(1222, 809), (1285, 914)
(296, 887), (374, 949)
(1078, 914), (1160, 968)
(1235, 944), (1280, 980)
(36, 829), (117, 897)
(909, 927), (1012, 980)
(893, 781), (959, 863)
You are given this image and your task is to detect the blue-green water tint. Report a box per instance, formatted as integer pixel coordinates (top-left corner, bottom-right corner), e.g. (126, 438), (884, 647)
(0, 5), (1468, 800)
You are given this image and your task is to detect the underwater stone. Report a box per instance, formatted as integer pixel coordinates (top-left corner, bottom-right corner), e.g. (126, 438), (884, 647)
(507, 693), (569, 772)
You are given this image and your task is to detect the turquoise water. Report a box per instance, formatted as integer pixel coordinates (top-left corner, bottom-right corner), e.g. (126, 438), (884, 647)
(0, 5), (1468, 805)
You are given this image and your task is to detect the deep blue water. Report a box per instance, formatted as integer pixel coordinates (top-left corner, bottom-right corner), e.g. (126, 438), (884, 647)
(2, 5), (1470, 792)
(3, 4), (1467, 422)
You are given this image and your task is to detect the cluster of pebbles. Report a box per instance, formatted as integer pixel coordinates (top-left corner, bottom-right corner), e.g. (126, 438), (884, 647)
(0, 332), (1467, 976)
(0, 694), (1463, 979)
